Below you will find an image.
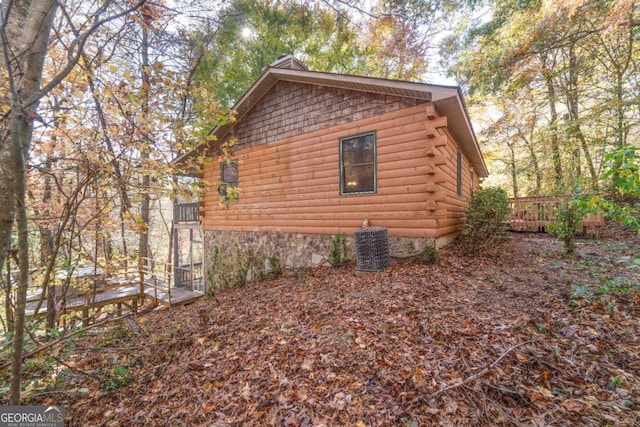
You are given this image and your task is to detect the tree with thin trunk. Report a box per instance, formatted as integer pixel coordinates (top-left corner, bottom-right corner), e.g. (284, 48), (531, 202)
(1, 0), (59, 405)
(540, 53), (564, 189)
(0, 0), (147, 404)
(450, 0), (639, 195)
(137, 5), (155, 265)
(560, 43), (597, 188)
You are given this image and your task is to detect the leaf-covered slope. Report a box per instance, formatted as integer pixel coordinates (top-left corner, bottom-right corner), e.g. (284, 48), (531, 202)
(37, 234), (640, 426)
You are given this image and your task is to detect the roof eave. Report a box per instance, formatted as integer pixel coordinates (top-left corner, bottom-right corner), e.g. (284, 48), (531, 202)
(173, 67), (488, 178)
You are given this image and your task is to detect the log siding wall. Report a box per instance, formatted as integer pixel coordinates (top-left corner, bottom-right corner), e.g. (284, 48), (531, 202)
(429, 127), (474, 238)
(201, 101), (473, 242)
(230, 81), (424, 151)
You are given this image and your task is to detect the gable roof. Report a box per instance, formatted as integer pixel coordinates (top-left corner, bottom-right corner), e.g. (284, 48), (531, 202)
(269, 54), (309, 71)
(174, 63), (488, 178)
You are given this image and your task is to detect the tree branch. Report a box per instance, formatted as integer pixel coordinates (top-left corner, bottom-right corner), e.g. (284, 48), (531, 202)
(0, 312), (133, 371)
(23, 0), (148, 108)
(429, 339), (538, 399)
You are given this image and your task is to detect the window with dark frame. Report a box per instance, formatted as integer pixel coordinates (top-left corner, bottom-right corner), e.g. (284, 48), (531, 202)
(340, 131), (377, 195)
(456, 150), (463, 196)
(220, 161), (238, 201)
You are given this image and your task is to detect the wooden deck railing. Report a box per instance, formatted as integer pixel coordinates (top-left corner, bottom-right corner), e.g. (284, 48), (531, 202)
(26, 259), (201, 321)
(140, 257), (173, 306)
(174, 262), (203, 292)
(508, 195), (604, 229)
(26, 265), (141, 325)
(173, 202), (200, 223)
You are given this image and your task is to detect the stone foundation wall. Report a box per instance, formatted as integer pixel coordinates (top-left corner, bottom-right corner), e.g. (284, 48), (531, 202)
(203, 229), (443, 292)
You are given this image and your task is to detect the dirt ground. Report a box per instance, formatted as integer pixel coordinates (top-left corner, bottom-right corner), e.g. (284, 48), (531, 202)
(24, 231), (640, 426)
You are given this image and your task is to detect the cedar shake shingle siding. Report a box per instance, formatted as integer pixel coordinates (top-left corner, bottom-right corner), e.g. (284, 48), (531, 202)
(230, 81), (424, 151)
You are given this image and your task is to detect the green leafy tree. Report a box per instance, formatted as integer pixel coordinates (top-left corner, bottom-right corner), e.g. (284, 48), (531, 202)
(548, 146), (638, 256)
(547, 194), (586, 257)
(347, 0), (470, 81)
(450, 0), (639, 195)
(191, 0), (362, 108)
(602, 146), (640, 230)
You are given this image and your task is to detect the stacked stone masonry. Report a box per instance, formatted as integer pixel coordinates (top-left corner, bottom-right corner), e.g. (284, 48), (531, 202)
(203, 229), (437, 286)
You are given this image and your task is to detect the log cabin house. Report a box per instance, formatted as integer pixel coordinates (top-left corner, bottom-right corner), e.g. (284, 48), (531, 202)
(173, 56), (488, 288)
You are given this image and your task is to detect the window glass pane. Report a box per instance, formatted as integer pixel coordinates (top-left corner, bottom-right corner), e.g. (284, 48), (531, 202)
(342, 135), (374, 166)
(342, 165), (375, 193)
(220, 162), (239, 202)
(340, 131), (376, 194)
(221, 162), (238, 186)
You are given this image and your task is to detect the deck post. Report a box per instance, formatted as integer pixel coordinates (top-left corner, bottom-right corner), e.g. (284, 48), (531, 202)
(82, 308), (89, 327)
(173, 227), (179, 290)
(139, 258), (145, 305)
(166, 262), (172, 307)
(190, 256), (194, 292)
(153, 272), (158, 308)
(149, 260), (158, 307)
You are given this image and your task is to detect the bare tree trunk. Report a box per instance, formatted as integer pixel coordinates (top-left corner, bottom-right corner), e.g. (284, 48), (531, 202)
(541, 54), (563, 189)
(11, 137), (29, 404)
(516, 124), (542, 195)
(84, 68), (133, 210)
(0, 0), (31, 278)
(83, 62), (135, 270)
(138, 18), (151, 263)
(565, 45), (597, 188)
(4, 250), (16, 333)
(2, 0), (58, 405)
(506, 141), (519, 198)
(38, 159), (57, 330)
(35, 95), (57, 331)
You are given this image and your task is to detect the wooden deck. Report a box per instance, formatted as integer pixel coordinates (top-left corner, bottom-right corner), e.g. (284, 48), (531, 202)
(140, 257), (203, 308)
(508, 195), (604, 233)
(25, 285), (141, 320)
(26, 277), (202, 322)
(143, 278), (202, 307)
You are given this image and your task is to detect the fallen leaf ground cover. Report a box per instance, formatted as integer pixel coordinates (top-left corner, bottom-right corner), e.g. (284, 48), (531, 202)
(21, 232), (640, 425)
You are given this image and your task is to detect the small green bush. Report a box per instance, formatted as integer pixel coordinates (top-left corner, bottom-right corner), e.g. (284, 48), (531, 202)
(460, 187), (510, 254)
(418, 244), (440, 264)
(547, 194), (584, 256)
(268, 255), (281, 276)
(329, 233), (348, 267)
(206, 248), (282, 296)
(235, 248), (253, 286)
(104, 365), (131, 390)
